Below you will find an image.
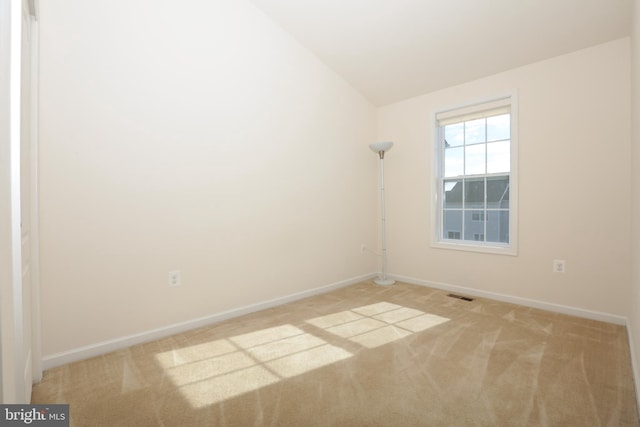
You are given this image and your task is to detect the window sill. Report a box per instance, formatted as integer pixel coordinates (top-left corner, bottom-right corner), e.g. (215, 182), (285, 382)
(431, 240), (517, 256)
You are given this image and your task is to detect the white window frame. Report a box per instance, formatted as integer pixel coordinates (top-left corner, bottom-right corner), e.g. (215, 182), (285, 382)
(431, 93), (518, 256)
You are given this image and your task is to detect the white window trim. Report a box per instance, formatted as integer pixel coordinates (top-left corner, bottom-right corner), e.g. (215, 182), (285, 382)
(430, 92), (519, 256)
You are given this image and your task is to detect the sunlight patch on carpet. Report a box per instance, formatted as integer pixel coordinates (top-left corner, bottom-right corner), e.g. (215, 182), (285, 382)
(327, 318), (388, 338)
(165, 351), (256, 387)
(155, 325), (354, 408)
(178, 365), (280, 408)
(230, 324), (305, 349)
(266, 344), (352, 378)
(308, 302), (450, 348)
(155, 339), (238, 369)
(305, 310), (364, 328)
(155, 301), (449, 408)
(349, 325), (413, 348)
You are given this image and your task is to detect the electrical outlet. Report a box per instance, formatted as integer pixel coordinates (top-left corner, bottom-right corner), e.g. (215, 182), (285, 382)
(361, 244), (367, 253)
(168, 270), (181, 287)
(552, 260), (566, 274)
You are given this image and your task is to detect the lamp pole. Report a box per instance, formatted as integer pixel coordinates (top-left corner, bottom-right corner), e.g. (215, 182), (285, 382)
(369, 142), (395, 286)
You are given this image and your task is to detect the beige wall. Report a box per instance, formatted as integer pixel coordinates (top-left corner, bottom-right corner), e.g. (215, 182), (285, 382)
(377, 38), (632, 316)
(38, 0), (377, 357)
(630, 0), (640, 400)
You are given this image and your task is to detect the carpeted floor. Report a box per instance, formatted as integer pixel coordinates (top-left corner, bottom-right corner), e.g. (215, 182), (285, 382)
(32, 281), (639, 426)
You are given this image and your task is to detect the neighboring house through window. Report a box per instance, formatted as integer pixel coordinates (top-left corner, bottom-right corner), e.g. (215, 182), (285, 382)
(432, 94), (517, 255)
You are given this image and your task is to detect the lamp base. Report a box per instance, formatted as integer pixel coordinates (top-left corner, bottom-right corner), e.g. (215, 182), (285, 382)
(373, 277), (395, 286)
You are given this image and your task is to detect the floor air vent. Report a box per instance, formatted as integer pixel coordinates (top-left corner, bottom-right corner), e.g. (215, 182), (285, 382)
(447, 293), (474, 302)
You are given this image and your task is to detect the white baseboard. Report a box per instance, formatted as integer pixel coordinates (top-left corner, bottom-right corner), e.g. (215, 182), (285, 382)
(42, 272), (377, 371)
(390, 273), (628, 325)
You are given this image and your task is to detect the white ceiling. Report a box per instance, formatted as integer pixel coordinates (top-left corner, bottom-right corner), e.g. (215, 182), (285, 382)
(249, 0), (633, 106)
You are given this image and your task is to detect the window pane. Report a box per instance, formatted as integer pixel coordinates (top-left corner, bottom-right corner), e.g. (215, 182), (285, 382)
(487, 176), (509, 209)
(464, 211), (484, 241)
(464, 178), (484, 209)
(443, 179), (462, 208)
(486, 210), (509, 243)
(443, 210), (462, 240)
(487, 114), (510, 142)
(465, 118), (485, 144)
(487, 140), (510, 173)
(444, 147), (464, 177)
(444, 123), (464, 147)
(465, 144), (485, 175)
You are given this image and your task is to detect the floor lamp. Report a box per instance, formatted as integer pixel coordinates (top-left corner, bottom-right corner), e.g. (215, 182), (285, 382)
(369, 141), (395, 286)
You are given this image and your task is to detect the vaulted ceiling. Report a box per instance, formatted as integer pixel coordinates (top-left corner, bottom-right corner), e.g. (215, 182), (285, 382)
(249, 0), (633, 105)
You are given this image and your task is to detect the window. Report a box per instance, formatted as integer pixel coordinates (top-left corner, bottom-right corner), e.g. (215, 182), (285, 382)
(432, 95), (517, 255)
(471, 211), (486, 221)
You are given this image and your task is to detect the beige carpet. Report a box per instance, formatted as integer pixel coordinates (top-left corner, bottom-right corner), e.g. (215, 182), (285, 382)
(32, 281), (639, 426)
